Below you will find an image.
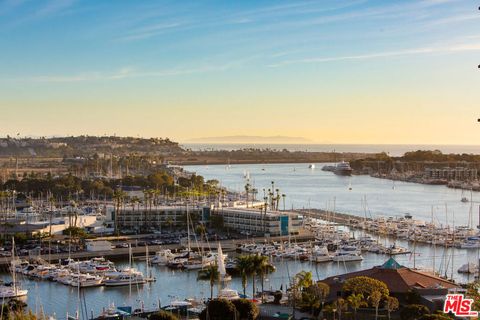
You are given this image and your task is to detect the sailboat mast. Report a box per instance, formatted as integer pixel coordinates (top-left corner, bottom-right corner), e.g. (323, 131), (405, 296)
(12, 237), (16, 294)
(186, 204), (191, 251)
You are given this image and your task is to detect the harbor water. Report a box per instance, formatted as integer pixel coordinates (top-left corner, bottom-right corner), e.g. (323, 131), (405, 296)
(188, 163), (480, 228)
(2, 162), (480, 318)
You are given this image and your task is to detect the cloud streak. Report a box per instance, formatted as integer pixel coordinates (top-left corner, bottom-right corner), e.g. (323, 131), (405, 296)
(267, 42), (480, 67)
(15, 63), (236, 83)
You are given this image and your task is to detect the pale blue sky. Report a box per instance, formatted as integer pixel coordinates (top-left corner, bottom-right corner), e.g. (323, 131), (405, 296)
(1, 0), (479, 143)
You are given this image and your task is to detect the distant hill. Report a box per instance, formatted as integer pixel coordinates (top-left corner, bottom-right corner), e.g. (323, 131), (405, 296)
(186, 135), (311, 144)
(0, 136), (184, 157)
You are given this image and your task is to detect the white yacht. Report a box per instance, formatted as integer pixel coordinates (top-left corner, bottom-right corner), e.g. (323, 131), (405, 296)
(334, 161), (353, 176)
(151, 249), (177, 265)
(104, 269), (145, 287)
(0, 285), (28, 299)
(332, 246), (363, 262)
(309, 246), (332, 263)
(69, 274), (103, 287)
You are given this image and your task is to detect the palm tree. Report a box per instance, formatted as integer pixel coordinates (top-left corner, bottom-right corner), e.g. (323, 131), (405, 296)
(112, 189), (126, 235)
(244, 183), (250, 208)
(294, 271), (313, 290)
(252, 255), (275, 301)
(369, 290), (382, 320)
(48, 195), (55, 236)
(235, 255), (253, 297)
(197, 265), (220, 300)
(386, 296), (399, 320)
(347, 293), (365, 320)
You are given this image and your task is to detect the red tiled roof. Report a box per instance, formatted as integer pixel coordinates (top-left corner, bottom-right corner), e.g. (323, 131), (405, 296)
(322, 266), (458, 295)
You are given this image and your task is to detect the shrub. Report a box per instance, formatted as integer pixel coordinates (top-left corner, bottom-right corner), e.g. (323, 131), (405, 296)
(149, 310), (179, 320)
(400, 304), (430, 320)
(199, 299), (237, 320)
(232, 299), (259, 320)
(273, 291), (283, 304)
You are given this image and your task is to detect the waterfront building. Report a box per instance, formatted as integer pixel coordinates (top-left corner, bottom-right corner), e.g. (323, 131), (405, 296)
(424, 167), (478, 181)
(321, 258), (460, 312)
(213, 207), (302, 236)
(108, 205), (209, 233)
(109, 204), (302, 236)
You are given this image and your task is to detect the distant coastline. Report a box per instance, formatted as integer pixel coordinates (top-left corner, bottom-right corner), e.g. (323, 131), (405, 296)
(182, 143), (480, 157)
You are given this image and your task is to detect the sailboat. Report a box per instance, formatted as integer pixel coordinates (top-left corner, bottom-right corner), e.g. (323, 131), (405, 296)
(104, 245), (145, 287)
(217, 243), (231, 282)
(2, 238), (28, 299)
(144, 245), (156, 282)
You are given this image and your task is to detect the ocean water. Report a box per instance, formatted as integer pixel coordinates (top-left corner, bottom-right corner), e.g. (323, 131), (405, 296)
(187, 163), (480, 227)
(182, 143), (480, 157)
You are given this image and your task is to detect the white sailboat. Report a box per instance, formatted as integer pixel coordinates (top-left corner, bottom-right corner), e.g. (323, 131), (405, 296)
(2, 238), (28, 299)
(217, 243), (231, 282)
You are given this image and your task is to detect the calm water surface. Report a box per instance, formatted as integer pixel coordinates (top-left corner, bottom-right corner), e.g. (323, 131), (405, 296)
(187, 163), (480, 227)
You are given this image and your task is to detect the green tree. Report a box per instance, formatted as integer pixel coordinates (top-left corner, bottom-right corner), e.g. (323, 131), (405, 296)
(149, 310), (179, 320)
(250, 255), (274, 299)
(199, 299), (237, 320)
(232, 298), (259, 320)
(112, 189), (126, 235)
(235, 255), (253, 297)
(294, 271), (313, 290)
(197, 265), (220, 300)
(347, 293), (366, 320)
(343, 276), (389, 303)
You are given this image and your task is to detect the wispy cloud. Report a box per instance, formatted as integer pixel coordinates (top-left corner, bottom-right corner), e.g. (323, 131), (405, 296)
(15, 63), (237, 83)
(4, 0), (77, 28)
(268, 42), (480, 67)
(118, 22), (184, 41)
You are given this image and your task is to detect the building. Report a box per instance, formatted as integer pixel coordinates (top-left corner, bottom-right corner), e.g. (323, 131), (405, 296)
(321, 258), (460, 311)
(109, 204), (303, 236)
(214, 207), (302, 236)
(109, 205), (209, 233)
(424, 167), (478, 181)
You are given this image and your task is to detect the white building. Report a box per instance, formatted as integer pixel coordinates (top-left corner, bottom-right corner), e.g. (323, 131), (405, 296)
(215, 207), (302, 237)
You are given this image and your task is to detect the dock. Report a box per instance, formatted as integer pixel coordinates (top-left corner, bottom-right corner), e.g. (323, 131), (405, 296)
(0, 232), (315, 266)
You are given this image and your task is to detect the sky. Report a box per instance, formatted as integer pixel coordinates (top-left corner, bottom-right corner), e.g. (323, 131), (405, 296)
(1, 0), (480, 144)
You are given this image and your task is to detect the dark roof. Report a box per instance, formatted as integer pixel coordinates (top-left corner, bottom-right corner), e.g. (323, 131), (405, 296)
(322, 259), (459, 298)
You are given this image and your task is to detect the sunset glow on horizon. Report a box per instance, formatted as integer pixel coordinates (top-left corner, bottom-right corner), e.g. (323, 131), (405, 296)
(1, 0), (480, 144)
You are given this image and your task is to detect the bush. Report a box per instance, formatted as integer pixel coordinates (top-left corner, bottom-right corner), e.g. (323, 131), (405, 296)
(149, 310), (179, 320)
(62, 226), (87, 238)
(273, 291), (283, 304)
(400, 304), (430, 320)
(199, 299), (238, 320)
(232, 299), (259, 320)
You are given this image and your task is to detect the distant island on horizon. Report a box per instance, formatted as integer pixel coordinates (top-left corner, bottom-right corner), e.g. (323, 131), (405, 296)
(184, 135), (311, 144)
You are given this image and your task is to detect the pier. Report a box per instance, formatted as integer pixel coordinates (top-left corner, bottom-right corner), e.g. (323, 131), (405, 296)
(0, 232), (315, 266)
